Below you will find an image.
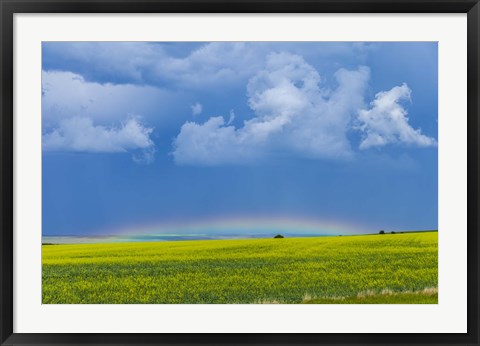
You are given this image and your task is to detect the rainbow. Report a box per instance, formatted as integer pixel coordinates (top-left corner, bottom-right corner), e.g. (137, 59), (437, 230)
(100, 215), (371, 238)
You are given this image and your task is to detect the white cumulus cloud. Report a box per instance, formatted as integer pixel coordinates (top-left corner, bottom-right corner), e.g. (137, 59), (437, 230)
(43, 117), (155, 162)
(172, 52), (370, 165)
(227, 110), (235, 125)
(357, 83), (437, 149)
(173, 117), (262, 165)
(42, 70), (161, 163)
(191, 102), (203, 116)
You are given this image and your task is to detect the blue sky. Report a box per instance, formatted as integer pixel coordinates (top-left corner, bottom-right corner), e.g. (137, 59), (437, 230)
(42, 42), (438, 237)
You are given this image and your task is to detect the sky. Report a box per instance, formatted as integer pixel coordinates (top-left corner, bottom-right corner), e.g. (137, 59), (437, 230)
(42, 42), (438, 238)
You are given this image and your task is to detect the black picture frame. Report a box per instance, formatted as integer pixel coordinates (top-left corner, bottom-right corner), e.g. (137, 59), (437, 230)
(1, 1), (479, 345)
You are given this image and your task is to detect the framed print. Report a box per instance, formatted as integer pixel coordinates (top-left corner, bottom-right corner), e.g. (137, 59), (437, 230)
(1, 0), (479, 345)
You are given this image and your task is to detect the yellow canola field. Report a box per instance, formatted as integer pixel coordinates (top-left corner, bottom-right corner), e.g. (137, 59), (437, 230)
(42, 232), (438, 304)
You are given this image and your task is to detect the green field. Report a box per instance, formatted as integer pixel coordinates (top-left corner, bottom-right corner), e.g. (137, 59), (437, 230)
(42, 231), (438, 304)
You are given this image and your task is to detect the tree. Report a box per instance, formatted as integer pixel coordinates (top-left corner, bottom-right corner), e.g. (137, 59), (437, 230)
(274, 234), (284, 238)
(379, 230), (385, 235)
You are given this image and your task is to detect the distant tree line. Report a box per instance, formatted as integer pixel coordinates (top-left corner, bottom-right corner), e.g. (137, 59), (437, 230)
(379, 230), (397, 235)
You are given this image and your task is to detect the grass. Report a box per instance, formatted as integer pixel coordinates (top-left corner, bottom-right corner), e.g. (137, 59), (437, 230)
(42, 231), (438, 304)
(301, 287), (438, 304)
